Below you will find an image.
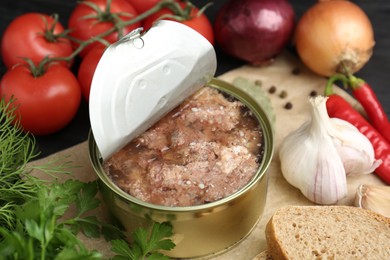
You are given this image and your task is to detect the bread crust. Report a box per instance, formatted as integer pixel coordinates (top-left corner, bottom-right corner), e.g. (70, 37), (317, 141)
(265, 205), (390, 260)
(265, 215), (288, 260)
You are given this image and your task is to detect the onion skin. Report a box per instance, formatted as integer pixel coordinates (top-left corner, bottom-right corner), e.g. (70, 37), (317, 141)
(294, 0), (375, 77)
(214, 0), (295, 65)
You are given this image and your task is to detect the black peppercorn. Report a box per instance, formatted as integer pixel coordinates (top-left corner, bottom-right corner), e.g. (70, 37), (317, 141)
(309, 90), (318, 97)
(268, 86), (277, 94)
(284, 102), (293, 110)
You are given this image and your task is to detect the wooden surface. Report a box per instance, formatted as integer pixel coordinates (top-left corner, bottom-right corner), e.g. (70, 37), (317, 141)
(31, 52), (386, 259)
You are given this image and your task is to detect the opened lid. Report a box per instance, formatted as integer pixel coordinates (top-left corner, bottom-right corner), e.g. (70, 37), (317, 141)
(89, 20), (217, 160)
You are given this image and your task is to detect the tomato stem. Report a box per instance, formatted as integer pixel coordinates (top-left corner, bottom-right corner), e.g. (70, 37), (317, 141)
(36, 0), (202, 70)
(105, 0), (112, 18)
(38, 13), (71, 43)
(43, 14), (57, 42)
(22, 58), (47, 78)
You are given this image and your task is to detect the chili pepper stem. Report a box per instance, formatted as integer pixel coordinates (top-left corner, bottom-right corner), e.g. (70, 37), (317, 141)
(325, 73), (349, 96)
(347, 75), (366, 90)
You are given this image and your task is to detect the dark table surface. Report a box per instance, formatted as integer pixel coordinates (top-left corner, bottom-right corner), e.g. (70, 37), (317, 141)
(1, 0), (389, 159)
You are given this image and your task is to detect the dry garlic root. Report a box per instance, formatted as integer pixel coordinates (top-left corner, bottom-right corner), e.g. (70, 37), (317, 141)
(279, 96), (380, 205)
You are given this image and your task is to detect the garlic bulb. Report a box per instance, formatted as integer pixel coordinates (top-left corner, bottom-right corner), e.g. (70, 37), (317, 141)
(329, 117), (381, 175)
(279, 96), (347, 205)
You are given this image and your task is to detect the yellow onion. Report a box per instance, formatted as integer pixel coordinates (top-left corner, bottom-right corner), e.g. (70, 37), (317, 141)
(294, 0), (375, 77)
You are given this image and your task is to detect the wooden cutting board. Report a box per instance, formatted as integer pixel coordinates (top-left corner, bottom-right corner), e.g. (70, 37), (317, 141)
(30, 51), (386, 259)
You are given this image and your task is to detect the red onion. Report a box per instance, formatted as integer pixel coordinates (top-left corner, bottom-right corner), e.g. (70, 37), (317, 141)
(214, 0), (295, 65)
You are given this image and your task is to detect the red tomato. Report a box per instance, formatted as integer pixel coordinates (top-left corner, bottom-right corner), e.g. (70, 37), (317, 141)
(78, 45), (106, 101)
(1, 13), (73, 69)
(124, 0), (162, 14)
(68, 0), (141, 57)
(142, 3), (214, 45)
(0, 64), (81, 135)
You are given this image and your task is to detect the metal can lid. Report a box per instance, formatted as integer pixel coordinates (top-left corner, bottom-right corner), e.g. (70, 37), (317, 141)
(89, 20), (217, 160)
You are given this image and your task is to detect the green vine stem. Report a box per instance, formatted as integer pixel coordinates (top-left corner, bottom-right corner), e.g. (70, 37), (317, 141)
(29, 0), (201, 77)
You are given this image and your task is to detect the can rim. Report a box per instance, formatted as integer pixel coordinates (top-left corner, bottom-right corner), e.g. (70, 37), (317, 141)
(88, 78), (274, 212)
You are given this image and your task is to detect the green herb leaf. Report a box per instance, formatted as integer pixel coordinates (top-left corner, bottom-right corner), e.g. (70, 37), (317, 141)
(78, 215), (101, 238)
(54, 227), (81, 247)
(75, 181), (100, 216)
(54, 228), (103, 260)
(102, 224), (125, 241)
(132, 227), (149, 253)
(134, 222), (175, 253)
(111, 222), (175, 260)
(24, 218), (44, 242)
(148, 252), (171, 260)
(15, 199), (40, 222)
(0, 227), (33, 258)
(111, 239), (139, 260)
(54, 247), (103, 260)
(37, 180), (81, 218)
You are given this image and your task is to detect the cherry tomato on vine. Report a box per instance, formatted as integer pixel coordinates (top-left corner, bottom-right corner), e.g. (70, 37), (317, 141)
(68, 0), (141, 57)
(142, 2), (214, 45)
(1, 13), (73, 69)
(0, 64), (81, 136)
(78, 45), (106, 101)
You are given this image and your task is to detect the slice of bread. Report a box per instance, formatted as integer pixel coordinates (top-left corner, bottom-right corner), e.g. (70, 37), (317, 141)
(265, 206), (390, 259)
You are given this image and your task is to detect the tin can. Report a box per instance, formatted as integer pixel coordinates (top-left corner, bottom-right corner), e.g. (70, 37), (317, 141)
(89, 78), (274, 258)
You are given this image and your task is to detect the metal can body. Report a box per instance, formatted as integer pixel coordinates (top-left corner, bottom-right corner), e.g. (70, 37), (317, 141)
(88, 78), (274, 258)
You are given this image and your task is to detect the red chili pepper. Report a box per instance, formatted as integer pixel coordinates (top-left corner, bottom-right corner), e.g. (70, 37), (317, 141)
(325, 76), (390, 184)
(349, 76), (390, 143)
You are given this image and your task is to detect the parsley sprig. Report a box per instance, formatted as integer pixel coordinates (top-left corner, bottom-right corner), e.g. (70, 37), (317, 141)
(111, 222), (175, 260)
(0, 98), (175, 259)
(0, 180), (107, 259)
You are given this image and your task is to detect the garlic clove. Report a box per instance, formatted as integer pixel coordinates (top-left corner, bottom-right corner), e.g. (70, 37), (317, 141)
(329, 117), (381, 176)
(355, 184), (390, 218)
(279, 96), (347, 205)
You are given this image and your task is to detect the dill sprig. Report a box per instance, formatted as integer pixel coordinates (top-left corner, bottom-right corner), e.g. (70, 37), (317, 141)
(0, 98), (39, 229)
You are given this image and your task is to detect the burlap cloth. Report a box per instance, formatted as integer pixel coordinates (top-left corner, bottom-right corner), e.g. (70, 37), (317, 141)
(30, 51), (386, 259)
